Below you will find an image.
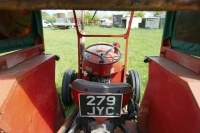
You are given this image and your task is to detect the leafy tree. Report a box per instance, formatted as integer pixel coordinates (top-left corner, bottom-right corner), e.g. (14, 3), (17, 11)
(42, 12), (57, 22)
(48, 13), (57, 22)
(134, 11), (145, 18)
(85, 11), (99, 20)
(42, 11), (50, 21)
(152, 11), (165, 17)
(85, 11), (92, 20)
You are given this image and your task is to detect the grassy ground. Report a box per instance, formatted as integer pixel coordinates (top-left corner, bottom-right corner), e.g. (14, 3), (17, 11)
(44, 26), (163, 116)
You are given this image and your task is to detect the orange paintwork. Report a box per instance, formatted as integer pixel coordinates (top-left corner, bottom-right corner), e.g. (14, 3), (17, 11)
(82, 44), (122, 77)
(138, 56), (200, 133)
(82, 60), (122, 77)
(0, 55), (64, 132)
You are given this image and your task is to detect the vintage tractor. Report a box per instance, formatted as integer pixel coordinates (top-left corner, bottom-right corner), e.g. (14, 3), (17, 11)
(60, 11), (141, 132)
(0, 1), (200, 133)
(58, 10), (200, 133)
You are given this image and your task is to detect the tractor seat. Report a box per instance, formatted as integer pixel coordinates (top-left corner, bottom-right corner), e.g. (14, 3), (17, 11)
(71, 79), (133, 93)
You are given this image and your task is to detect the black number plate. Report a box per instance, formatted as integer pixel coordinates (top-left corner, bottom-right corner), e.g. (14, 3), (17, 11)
(79, 94), (122, 117)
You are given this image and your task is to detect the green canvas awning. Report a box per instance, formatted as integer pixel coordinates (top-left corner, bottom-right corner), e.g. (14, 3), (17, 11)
(0, 10), (43, 53)
(163, 11), (200, 57)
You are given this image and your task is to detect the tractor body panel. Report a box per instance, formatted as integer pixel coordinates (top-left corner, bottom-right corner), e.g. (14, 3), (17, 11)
(138, 11), (200, 133)
(0, 10), (64, 132)
(0, 54), (64, 132)
(138, 57), (200, 133)
(82, 60), (122, 79)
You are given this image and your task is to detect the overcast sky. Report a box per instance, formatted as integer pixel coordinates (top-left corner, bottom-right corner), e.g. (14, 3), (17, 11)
(43, 10), (125, 17)
(43, 10), (153, 18)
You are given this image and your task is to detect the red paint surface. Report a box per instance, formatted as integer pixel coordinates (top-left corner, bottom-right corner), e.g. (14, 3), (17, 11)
(138, 57), (200, 133)
(73, 11), (134, 82)
(0, 44), (44, 73)
(161, 47), (200, 75)
(0, 55), (64, 132)
(82, 59), (122, 77)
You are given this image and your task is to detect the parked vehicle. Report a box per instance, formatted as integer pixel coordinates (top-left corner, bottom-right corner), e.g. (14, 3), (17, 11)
(42, 20), (52, 28)
(53, 13), (80, 29)
(100, 19), (113, 28)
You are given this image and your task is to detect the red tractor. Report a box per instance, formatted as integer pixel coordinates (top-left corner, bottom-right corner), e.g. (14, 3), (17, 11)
(61, 11), (140, 132)
(0, 1), (200, 133)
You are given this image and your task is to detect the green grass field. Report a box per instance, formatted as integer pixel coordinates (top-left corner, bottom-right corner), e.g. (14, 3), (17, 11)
(44, 26), (163, 116)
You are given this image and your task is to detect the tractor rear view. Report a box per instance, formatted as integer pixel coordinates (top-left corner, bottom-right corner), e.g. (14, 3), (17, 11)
(0, 1), (199, 133)
(59, 10), (200, 133)
(60, 11), (140, 132)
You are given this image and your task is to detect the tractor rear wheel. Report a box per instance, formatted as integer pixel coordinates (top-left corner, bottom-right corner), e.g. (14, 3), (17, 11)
(126, 69), (141, 104)
(61, 69), (77, 106)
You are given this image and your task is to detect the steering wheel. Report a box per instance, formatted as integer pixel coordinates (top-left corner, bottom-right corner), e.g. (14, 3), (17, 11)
(82, 43), (121, 65)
